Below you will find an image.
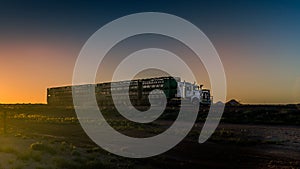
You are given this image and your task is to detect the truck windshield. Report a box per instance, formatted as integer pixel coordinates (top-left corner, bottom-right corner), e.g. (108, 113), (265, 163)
(202, 91), (210, 99)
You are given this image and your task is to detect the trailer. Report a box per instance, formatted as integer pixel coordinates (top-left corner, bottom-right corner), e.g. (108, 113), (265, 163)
(47, 76), (212, 107)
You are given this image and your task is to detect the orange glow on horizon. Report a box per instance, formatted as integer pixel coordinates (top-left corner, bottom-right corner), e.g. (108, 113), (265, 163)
(0, 39), (75, 104)
(1, 39), (300, 104)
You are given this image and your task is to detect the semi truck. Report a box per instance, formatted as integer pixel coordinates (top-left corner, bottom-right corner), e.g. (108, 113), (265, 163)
(47, 76), (212, 107)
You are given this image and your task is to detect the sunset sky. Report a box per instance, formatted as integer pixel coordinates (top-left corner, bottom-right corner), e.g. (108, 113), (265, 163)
(0, 0), (300, 104)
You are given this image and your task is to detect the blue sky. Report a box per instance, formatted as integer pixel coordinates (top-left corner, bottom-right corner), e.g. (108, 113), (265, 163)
(0, 0), (300, 103)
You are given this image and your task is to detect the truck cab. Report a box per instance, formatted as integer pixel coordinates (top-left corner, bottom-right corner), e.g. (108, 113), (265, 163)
(177, 81), (212, 106)
(200, 89), (212, 105)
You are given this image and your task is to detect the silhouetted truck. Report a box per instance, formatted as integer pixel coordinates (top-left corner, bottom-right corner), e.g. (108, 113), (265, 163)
(47, 76), (212, 107)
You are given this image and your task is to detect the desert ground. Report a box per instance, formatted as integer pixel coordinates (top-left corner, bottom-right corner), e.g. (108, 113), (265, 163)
(0, 104), (299, 169)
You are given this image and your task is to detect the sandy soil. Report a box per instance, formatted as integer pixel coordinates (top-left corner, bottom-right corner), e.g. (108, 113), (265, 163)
(0, 118), (299, 169)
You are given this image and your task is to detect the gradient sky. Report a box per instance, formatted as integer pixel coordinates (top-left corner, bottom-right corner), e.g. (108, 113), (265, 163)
(0, 0), (300, 104)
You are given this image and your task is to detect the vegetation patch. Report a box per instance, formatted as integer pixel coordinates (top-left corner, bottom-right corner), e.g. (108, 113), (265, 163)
(30, 142), (56, 155)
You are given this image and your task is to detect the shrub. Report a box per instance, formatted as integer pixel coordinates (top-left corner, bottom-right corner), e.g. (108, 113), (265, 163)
(30, 142), (56, 155)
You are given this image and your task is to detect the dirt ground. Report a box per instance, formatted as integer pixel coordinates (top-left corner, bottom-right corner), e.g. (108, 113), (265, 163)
(1, 116), (299, 169)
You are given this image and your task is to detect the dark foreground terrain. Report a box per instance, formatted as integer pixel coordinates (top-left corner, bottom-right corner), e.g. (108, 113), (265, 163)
(0, 104), (299, 169)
